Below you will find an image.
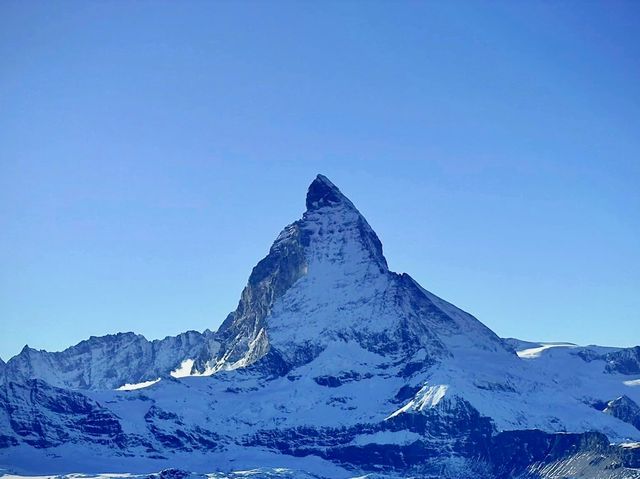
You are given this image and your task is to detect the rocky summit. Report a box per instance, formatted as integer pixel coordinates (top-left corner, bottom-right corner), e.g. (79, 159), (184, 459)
(1, 175), (640, 479)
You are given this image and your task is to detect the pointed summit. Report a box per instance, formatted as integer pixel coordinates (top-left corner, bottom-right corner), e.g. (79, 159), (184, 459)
(213, 174), (388, 372)
(304, 174), (387, 271)
(306, 174), (353, 211)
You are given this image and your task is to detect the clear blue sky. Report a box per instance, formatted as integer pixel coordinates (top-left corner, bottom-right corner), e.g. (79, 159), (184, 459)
(1, 1), (639, 360)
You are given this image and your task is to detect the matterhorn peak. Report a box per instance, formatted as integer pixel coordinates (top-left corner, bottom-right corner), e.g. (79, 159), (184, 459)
(301, 174), (387, 270)
(305, 174), (355, 211)
(213, 174), (390, 372)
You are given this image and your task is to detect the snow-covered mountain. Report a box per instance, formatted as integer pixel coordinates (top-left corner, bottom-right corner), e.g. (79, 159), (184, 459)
(3, 331), (219, 390)
(1, 175), (639, 479)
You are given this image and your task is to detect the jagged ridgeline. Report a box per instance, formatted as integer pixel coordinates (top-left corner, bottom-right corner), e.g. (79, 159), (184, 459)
(1, 175), (639, 478)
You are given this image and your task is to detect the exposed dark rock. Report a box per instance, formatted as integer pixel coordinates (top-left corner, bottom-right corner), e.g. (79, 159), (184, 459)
(215, 221), (308, 371)
(0, 379), (126, 448)
(393, 384), (422, 403)
(314, 371), (373, 388)
(604, 395), (640, 431)
(606, 347), (640, 375)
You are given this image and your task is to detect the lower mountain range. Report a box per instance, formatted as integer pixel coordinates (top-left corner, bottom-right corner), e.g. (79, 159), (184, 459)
(1, 175), (639, 479)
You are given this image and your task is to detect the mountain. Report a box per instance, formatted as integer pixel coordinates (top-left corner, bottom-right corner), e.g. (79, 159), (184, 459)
(3, 331), (220, 390)
(1, 175), (639, 479)
(213, 174), (510, 376)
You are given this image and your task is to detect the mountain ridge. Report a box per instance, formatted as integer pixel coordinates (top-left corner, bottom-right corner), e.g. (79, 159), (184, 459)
(1, 174), (639, 478)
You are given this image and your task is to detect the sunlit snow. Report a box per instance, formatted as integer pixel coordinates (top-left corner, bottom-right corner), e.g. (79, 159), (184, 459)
(516, 343), (577, 359)
(115, 378), (161, 390)
(386, 384), (449, 419)
(170, 359), (195, 378)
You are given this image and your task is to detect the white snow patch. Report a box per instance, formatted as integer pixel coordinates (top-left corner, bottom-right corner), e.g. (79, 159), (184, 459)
(386, 384), (448, 419)
(414, 384), (448, 410)
(620, 442), (640, 449)
(169, 358), (219, 377)
(115, 378), (161, 391)
(170, 359), (195, 378)
(517, 343), (577, 359)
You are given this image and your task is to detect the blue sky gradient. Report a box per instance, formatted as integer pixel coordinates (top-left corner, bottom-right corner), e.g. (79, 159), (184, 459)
(1, 1), (639, 359)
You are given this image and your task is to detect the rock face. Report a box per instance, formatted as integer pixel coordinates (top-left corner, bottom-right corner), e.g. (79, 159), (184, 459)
(1, 175), (639, 478)
(0, 379), (126, 449)
(605, 396), (640, 431)
(606, 347), (640, 375)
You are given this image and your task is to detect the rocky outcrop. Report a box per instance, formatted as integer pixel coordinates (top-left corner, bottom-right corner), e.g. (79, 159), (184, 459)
(606, 346), (640, 375)
(604, 395), (640, 431)
(492, 430), (640, 478)
(0, 379), (126, 448)
(214, 220), (308, 372)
